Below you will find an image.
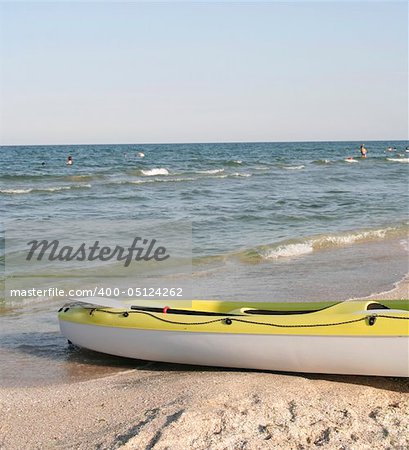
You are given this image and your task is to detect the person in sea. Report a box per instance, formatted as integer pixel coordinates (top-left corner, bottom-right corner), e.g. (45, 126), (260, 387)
(66, 155), (73, 165)
(360, 144), (367, 158)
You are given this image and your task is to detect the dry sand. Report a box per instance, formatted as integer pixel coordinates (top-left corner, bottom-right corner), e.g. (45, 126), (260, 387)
(1, 279), (408, 450)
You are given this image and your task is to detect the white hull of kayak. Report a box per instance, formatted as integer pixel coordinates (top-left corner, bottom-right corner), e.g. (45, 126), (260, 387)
(60, 321), (409, 377)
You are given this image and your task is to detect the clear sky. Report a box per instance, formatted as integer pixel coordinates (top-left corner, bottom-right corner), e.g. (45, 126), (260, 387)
(0, 1), (407, 145)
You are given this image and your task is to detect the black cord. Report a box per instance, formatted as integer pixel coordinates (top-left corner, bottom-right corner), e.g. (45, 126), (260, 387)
(87, 309), (408, 328)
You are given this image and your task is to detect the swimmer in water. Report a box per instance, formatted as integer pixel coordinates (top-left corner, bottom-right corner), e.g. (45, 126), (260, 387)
(345, 156), (356, 163)
(66, 155), (73, 165)
(360, 144), (367, 158)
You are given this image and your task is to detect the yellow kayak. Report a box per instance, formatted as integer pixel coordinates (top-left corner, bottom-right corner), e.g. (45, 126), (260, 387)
(59, 299), (409, 377)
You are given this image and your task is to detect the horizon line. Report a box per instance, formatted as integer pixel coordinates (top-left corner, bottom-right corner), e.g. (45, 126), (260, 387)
(1, 138), (407, 148)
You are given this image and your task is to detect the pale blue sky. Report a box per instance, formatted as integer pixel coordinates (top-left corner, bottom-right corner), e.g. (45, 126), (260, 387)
(0, 1), (407, 145)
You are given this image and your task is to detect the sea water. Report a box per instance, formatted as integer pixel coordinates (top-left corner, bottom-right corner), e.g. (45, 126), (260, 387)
(1, 141), (408, 385)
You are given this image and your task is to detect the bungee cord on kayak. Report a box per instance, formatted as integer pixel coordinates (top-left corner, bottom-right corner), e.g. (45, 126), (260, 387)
(59, 305), (409, 328)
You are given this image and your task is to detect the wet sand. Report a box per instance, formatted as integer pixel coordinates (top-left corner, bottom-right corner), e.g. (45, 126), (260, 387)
(1, 280), (408, 449)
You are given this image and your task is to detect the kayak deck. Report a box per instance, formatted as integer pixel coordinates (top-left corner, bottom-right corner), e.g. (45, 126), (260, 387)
(59, 299), (409, 337)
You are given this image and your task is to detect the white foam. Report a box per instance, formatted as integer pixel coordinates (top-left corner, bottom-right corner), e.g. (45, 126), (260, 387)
(162, 177), (196, 183)
(400, 239), (409, 252)
(128, 180), (153, 184)
(344, 158), (358, 163)
(232, 172), (251, 177)
(43, 186), (71, 192)
(147, 177), (196, 183)
(116, 177), (197, 185)
(196, 169), (224, 174)
(141, 168), (169, 176)
(0, 188), (33, 194)
(387, 158), (409, 163)
(43, 185), (91, 192)
(312, 159), (331, 164)
(283, 165), (305, 170)
(0, 185), (91, 194)
(5, 295), (54, 308)
(263, 242), (314, 259)
(314, 229), (390, 249)
(260, 227), (401, 261)
(233, 160), (243, 164)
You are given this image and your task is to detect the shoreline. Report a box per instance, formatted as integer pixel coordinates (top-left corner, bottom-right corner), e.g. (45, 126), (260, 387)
(346, 272), (409, 302)
(1, 280), (408, 449)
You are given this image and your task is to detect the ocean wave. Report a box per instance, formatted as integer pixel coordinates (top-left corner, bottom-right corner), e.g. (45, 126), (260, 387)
(2, 295), (56, 309)
(0, 173), (107, 183)
(63, 175), (99, 182)
(313, 229), (392, 248)
(141, 168), (169, 176)
(256, 226), (408, 261)
(127, 180), (154, 184)
(109, 171), (246, 185)
(282, 165), (305, 170)
(262, 242), (313, 259)
(145, 177), (197, 183)
(215, 159), (245, 167)
(387, 158), (409, 163)
(196, 169), (224, 174)
(312, 159), (331, 165)
(110, 177), (198, 186)
(0, 184), (91, 195)
(1, 188), (34, 194)
(231, 172), (251, 177)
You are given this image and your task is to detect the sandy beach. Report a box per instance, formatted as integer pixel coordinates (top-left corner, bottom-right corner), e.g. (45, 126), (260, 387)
(1, 280), (408, 450)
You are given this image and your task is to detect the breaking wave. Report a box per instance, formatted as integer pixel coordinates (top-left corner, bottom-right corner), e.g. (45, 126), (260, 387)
(231, 172), (251, 177)
(0, 184), (91, 195)
(282, 165), (305, 170)
(312, 159), (331, 165)
(253, 226), (408, 261)
(141, 168), (169, 176)
(387, 158), (409, 163)
(195, 169), (224, 174)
